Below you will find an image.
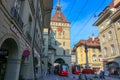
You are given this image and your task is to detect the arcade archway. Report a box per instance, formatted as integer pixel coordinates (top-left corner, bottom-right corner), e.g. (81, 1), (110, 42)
(107, 62), (119, 75)
(54, 58), (65, 64)
(0, 38), (19, 80)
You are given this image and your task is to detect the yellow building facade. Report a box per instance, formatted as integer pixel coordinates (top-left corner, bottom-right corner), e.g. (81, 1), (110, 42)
(74, 36), (103, 72)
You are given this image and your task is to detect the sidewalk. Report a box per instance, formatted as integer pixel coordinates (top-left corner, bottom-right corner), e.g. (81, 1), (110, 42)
(39, 73), (58, 80)
(105, 76), (120, 80)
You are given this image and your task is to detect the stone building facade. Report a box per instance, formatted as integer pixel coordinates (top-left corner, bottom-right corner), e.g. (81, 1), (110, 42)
(0, 0), (53, 80)
(94, 0), (120, 76)
(73, 35), (103, 73)
(49, 0), (71, 68)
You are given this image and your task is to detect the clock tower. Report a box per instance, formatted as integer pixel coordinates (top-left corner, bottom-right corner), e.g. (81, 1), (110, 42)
(50, 0), (71, 67)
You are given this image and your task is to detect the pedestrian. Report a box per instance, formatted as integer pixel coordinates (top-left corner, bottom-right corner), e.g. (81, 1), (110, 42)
(102, 70), (105, 79)
(99, 70), (103, 79)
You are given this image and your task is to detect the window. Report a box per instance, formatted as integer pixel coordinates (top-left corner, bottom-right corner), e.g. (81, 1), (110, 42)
(111, 44), (115, 55)
(108, 31), (113, 40)
(102, 35), (106, 43)
(104, 47), (108, 56)
(92, 55), (96, 61)
(14, 0), (24, 14)
(98, 55), (102, 61)
(27, 15), (32, 33)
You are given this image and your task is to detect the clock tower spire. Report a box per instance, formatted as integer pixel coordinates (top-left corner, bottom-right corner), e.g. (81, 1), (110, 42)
(56, 0), (61, 13)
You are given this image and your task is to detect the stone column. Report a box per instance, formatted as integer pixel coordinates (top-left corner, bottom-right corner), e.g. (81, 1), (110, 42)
(5, 58), (21, 80)
(85, 44), (89, 69)
(19, 55), (34, 80)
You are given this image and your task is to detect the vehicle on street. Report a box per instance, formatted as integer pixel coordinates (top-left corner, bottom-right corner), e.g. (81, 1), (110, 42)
(54, 63), (69, 76)
(72, 65), (81, 74)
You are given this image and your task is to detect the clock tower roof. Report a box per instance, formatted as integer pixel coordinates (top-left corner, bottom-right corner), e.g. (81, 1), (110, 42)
(51, 0), (69, 23)
(51, 12), (69, 23)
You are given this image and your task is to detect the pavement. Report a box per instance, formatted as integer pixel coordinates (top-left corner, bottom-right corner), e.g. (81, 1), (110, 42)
(39, 73), (79, 80)
(39, 73), (120, 80)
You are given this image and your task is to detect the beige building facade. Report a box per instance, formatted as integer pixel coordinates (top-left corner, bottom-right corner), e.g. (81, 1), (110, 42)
(0, 0), (53, 80)
(73, 35), (103, 73)
(94, 0), (120, 75)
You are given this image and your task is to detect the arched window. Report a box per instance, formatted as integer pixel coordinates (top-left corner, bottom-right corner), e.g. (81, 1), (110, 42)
(108, 31), (113, 40)
(104, 47), (108, 56)
(103, 35), (106, 43)
(111, 44), (115, 55)
(92, 55), (96, 61)
(98, 55), (102, 61)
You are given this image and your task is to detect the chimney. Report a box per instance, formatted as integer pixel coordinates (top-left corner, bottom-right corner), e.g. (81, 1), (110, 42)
(92, 34), (94, 41)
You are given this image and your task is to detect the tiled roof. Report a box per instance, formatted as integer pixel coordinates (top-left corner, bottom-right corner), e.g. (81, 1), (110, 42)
(75, 37), (100, 48)
(51, 11), (69, 23)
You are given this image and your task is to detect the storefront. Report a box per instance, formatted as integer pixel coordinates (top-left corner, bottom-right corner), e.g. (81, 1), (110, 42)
(0, 38), (20, 80)
(106, 62), (119, 75)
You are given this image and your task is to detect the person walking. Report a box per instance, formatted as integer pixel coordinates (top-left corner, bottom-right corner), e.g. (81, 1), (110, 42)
(99, 70), (103, 79)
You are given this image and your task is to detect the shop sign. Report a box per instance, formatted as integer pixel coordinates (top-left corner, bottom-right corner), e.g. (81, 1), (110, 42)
(10, 24), (21, 38)
(22, 50), (30, 57)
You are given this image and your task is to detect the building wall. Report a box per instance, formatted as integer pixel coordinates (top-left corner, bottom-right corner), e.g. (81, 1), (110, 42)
(76, 45), (103, 71)
(50, 21), (71, 66)
(0, 0), (53, 79)
(94, 0), (120, 75)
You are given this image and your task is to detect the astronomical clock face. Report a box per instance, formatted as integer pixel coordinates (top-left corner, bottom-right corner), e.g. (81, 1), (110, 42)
(57, 27), (62, 33)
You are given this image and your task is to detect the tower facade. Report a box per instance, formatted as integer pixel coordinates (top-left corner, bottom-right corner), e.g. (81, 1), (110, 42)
(50, 0), (71, 67)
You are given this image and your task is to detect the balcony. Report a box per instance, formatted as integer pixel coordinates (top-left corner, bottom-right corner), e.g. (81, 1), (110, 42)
(11, 7), (24, 29)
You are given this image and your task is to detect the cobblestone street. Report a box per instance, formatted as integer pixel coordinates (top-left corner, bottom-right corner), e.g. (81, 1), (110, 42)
(39, 73), (79, 80)
(39, 73), (120, 80)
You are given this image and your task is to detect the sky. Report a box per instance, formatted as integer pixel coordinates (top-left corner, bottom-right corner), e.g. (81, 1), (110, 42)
(51, 0), (112, 49)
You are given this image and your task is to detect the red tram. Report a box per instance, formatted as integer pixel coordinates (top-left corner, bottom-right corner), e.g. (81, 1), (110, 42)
(54, 64), (69, 76)
(72, 65), (81, 74)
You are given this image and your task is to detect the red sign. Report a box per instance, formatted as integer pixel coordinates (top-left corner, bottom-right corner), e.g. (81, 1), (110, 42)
(22, 50), (30, 57)
(57, 27), (62, 32)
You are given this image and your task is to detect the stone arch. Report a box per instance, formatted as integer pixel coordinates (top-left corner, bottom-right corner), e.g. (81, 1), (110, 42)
(106, 61), (119, 75)
(106, 62), (119, 68)
(0, 37), (20, 80)
(0, 34), (20, 52)
(54, 58), (65, 64)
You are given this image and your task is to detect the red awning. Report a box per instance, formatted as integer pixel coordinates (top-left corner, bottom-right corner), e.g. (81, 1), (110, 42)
(102, 59), (108, 62)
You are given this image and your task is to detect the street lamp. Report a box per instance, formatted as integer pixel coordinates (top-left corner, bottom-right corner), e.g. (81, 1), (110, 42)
(84, 43), (89, 69)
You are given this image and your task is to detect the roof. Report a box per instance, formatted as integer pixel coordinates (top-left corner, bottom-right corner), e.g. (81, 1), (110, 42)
(51, 11), (69, 23)
(75, 37), (100, 48)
